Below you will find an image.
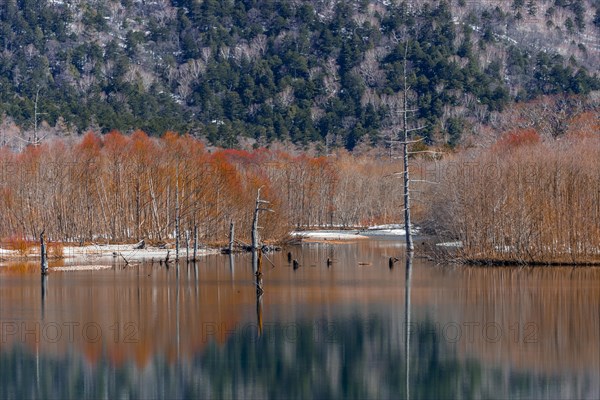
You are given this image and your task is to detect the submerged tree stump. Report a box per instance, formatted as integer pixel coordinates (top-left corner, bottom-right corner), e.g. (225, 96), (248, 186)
(40, 231), (48, 275)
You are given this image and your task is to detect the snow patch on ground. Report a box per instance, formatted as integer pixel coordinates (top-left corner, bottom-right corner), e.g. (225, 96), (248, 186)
(52, 265), (114, 272)
(61, 245), (218, 260)
(292, 224), (421, 241)
(291, 231), (368, 240)
(436, 241), (463, 248)
(367, 224), (404, 230)
(362, 224), (420, 236)
(0, 244), (218, 261)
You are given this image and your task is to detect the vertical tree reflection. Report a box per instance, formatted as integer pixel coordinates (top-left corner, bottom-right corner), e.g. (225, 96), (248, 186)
(405, 255), (413, 400)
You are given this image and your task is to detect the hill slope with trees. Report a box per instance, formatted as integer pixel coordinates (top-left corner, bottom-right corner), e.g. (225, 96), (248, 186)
(0, 0), (599, 149)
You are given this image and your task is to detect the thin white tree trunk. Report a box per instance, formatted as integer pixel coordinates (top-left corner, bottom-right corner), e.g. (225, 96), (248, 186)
(229, 221), (235, 254)
(402, 41), (414, 253)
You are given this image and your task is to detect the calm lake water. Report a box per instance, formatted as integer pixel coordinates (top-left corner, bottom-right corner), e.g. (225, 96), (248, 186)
(1, 238), (599, 399)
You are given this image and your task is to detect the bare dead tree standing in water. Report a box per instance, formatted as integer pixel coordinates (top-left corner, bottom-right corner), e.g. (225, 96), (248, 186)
(252, 187), (273, 296)
(40, 230), (48, 275)
(401, 41), (415, 254)
(387, 37), (425, 254)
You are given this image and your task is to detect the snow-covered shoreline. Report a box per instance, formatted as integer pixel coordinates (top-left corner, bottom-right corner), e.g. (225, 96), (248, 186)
(362, 224), (420, 237)
(291, 224), (420, 242)
(290, 231), (369, 241)
(60, 244), (219, 260)
(0, 243), (219, 263)
(1, 224), (420, 262)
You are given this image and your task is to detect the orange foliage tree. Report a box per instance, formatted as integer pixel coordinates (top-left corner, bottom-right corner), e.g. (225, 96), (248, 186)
(0, 130), (435, 246)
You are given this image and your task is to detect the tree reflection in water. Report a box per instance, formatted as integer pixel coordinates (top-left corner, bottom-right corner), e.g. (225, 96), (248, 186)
(1, 315), (589, 399)
(0, 239), (598, 399)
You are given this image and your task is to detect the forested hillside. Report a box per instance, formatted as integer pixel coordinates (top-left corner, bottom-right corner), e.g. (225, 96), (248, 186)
(0, 0), (599, 149)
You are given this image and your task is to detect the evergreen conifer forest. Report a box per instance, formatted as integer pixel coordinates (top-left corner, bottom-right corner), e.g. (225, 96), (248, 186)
(0, 0), (599, 262)
(0, 0), (598, 149)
